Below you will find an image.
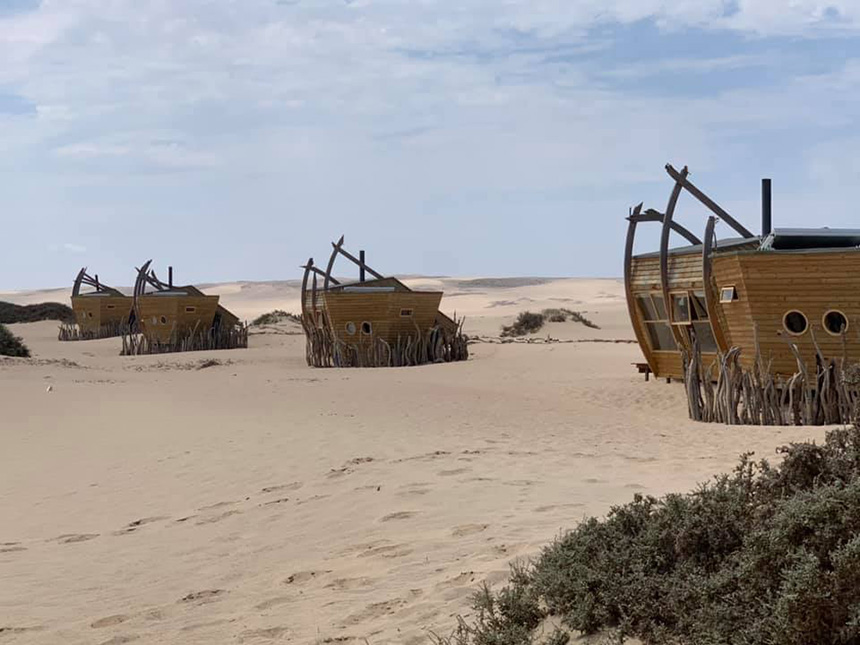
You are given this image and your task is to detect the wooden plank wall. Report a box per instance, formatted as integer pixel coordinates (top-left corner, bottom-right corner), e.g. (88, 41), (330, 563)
(321, 291), (443, 344)
(713, 250), (860, 375)
(72, 295), (133, 332)
(137, 295), (220, 342)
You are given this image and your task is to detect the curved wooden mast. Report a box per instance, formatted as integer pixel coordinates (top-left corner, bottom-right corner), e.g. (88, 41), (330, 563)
(300, 257), (313, 321)
(702, 215), (729, 353)
(324, 236), (344, 291)
(72, 267), (87, 297)
(660, 165), (691, 353)
(624, 203), (657, 373)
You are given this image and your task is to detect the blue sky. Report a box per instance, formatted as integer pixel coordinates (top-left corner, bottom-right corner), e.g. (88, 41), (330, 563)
(2, 0), (860, 290)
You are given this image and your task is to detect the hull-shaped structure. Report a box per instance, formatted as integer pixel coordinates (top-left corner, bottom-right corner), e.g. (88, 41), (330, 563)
(712, 250), (860, 376)
(136, 292), (221, 343)
(71, 294), (133, 335)
(61, 268), (134, 340)
(300, 237), (467, 368)
(122, 260), (246, 355)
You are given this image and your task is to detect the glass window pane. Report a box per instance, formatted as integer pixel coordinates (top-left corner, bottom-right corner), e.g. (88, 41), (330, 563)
(636, 295), (659, 321)
(672, 294), (691, 322)
(692, 291), (709, 320)
(652, 294), (668, 319)
(692, 321), (718, 353)
(646, 322), (677, 350)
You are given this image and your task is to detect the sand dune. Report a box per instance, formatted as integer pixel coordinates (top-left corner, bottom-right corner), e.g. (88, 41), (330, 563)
(0, 278), (824, 644)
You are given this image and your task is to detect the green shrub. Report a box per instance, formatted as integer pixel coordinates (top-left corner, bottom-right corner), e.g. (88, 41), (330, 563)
(0, 323), (30, 357)
(440, 426), (860, 644)
(0, 301), (75, 324)
(501, 309), (600, 337)
(251, 310), (300, 326)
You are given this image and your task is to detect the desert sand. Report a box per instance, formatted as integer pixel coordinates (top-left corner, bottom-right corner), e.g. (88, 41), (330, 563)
(0, 277), (826, 644)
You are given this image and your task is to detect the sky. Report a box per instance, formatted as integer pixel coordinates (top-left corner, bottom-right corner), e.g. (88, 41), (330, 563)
(2, 0), (860, 290)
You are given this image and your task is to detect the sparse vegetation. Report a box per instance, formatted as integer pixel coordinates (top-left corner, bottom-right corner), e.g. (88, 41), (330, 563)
(0, 323), (30, 357)
(0, 301), (75, 324)
(251, 310), (300, 326)
(435, 426), (860, 645)
(500, 309), (599, 337)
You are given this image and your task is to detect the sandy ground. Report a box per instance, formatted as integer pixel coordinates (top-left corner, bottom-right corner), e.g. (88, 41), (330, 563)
(0, 278), (826, 644)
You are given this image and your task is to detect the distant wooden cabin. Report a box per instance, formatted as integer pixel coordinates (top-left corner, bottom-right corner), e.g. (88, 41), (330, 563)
(123, 261), (245, 354)
(301, 237), (466, 367)
(63, 268), (134, 340)
(627, 164), (860, 380)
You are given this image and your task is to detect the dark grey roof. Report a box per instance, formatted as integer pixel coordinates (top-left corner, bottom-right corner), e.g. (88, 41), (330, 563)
(762, 228), (860, 250)
(633, 236), (759, 260)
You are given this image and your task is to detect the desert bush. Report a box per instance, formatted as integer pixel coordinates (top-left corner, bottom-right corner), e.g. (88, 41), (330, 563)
(501, 311), (546, 337)
(501, 309), (600, 337)
(0, 301), (75, 324)
(251, 310), (300, 326)
(0, 323), (30, 357)
(439, 426), (860, 644)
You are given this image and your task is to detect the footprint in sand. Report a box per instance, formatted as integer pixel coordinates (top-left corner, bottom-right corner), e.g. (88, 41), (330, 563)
(380, 511), (416, 522)
(284, 570), (330, 585)
(238, 627), (290, 642)
(0, 545), (26, 553)
(195, 510), (241, 525)
(356, 543), (412, 559)
(91, 615), (130, 629)
(98, 636), (139, 645)
(342, 599), (408, 626)
(261, 482), (303, 494)
(451, 523), (489, 537)
(114, 516), (169, 536)
(0, 626), (44, 637)
(437, 468), (470, 477)
(178, 590), (226, 604)
(197, 501), (237, 512)
(533, 503), (584, 513)
(325, 576), (375, 591)
(262, 497), (290, 506)
(254, 596), (293, 611)
(51, 533), (99, 544)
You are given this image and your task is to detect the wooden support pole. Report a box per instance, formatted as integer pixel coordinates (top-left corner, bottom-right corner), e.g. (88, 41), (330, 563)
(360, 250), (366, 282)
(665, 164), (755, 239)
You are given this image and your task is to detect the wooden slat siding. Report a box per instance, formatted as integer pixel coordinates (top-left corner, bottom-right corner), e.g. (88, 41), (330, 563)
(320, 291), (443, 344)
(137, 295), (220, 343)
(713, 250), (860, 375)
(630, 254), (704, 291)
(328, 277), (410, 292)
(71, 295), (133, 332)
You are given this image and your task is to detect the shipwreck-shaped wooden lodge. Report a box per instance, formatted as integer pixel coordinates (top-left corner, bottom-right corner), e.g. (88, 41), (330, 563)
(121, 260), (247, 355)
(301, 237), (468, 367)
(60, 268), (134, 340)
(627, 164), (860, 384)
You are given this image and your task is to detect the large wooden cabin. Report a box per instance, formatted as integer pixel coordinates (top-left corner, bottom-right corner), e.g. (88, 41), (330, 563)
(64, 268), (134, 339)
(125, 260), (244, 353)
(300, 237), (466, 367)
(627, 165), (860, 380)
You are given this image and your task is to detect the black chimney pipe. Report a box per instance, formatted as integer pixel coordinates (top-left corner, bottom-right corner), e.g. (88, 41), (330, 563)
(168, 266), (173, 289)
(359, 250), (366, 282)
(762, 178), (772, 238)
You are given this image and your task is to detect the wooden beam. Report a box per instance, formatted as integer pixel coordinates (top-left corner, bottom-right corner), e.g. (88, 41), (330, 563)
(333, 244), (384, 280)
(665, 164), (754, 239)
(661, 167), (692, 353)
(624, 203), (657, 375)
(629, 208), (702, 245)
(300, 257), (312, 321)
(324, 235), (344, 291)
(301, 263), (340, 286)
(702, 215), (729, 353)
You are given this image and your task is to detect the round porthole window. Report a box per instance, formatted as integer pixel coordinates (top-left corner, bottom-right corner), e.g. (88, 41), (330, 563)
(823, 310), (848, 336)
(345, 322), (356, 335)
(783, 310), (808, 336)
(160, 315), (168, 325)
(361, 321), (372, 335)
(87, 312), (94, 318)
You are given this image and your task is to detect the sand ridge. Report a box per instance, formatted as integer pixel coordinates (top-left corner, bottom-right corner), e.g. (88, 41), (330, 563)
(0, 278), (825, 644)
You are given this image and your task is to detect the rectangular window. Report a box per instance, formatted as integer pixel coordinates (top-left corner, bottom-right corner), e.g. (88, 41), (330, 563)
(106, 304), (115, 310)
(692, 321), (718, 353)
(671, 293), (691, 323)
(691, 291), (708, 320)
(720, 286), (736, 303)
(636, 292), (677, 351)
(400, 308), (413, 317)
(185, 306), (196, 313)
